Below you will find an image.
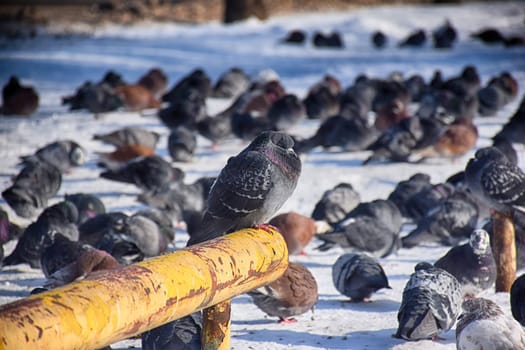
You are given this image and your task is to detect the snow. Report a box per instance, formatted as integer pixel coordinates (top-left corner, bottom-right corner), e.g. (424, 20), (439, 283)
(1, 1), (525, 349)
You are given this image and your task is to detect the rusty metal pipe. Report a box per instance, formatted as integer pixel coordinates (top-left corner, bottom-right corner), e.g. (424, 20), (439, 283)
(0, 227), (288, 350)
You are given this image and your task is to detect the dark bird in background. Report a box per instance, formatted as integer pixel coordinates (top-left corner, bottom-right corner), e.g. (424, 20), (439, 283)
(137, 67), (168, 98)
(114, 84), (161, 111)
(395, 262), (462, 341)
(19, 140), (87, 173)
(432, 20), (457, 49)
(371, 31), (387, 48)
(158, 87), (207, 129)
(511, 274), (525, 327)
(478, 71), (519, 117)
(492, 95), (525, 145)
(2, 161), (62, 218)
(387, 173), (432, 219)
(456, 298), (525, 350)
(465, 146), (525, 214)
(100, 155), (185, 194)
(311, 182), (361, 226)
(93, 127), (161, 150)
(64, 193), (106, 225)
(248, 262), (318, 323)
(211, 67), (250, 99)
(267, 94), (305, 131)
(1, 76), (39, 116)
(269, 212), (316, 256)
(434, 229), (496, 297)
(96, 144), (155, 167)
(312, 31), (344, 48)
(187, 131), (301, 246)
(167, 127), (197, 163)
(399, 29), (426, 47)
(0, 208), (23, 262)
(303, 74), (341, 120)
(316, 199), (403, 258)
(162, 68), (211, 104)
(470, 28), (506, 44)
(402, 182), (455, 222)
(281, 29), (306, 45)
(332, 253), (391, 302)
(142, 312), (202, 350)
(402, 189), (479, 247)
(40, 233), (89, 279)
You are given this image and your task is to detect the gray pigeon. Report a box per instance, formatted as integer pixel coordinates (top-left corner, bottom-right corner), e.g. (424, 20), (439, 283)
(19, 140), (87, 173)
(142, 312), (202, 350)
(311, 183), (361, 225)
(100, 155), (185, 194)
(456, 298), (525, 350)
(332, 253), (390, 302)
(187, 131), (301, 246)
(40, 233), (90, 278)
(511, 274), (525, 327)
(267, 94), (306, 131)
(125, 212), (172, 257)
(403, 182), (455, 222)
(387, 173), (432, 219)
(395, 262), (462, 341)
(465, 146), (525, 214)
(402, 189), (479, 247)
(2, 161), (62, 218)
(65, 193), (106, 225)
(315, 199), (403, 258)
(93, 127), (161, 149)
(211, 67), (250, 99)
(167, 127), (197, 163)
(248, 261), (318, 323)
(434, 229), (496, 297)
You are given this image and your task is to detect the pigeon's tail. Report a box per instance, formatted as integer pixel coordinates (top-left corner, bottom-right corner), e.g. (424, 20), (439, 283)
(314, 232), (346, 251)
(401, 227), (437, 248)
(294, 136), (319, 154)
(18, 155), (40, 168)
(2, 250), (24, 267)
(362, 149), (389, 165)
(99, 169), (134, 184)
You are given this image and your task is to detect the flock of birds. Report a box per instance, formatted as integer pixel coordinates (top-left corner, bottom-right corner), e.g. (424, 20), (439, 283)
(1, 25), (525, 349)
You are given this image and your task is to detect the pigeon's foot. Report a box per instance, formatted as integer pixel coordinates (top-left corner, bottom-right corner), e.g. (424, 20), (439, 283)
(278, 317), (298, 324)
(254, 223), (279, 233)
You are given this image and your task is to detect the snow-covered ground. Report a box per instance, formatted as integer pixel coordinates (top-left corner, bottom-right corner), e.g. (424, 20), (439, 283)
(1, 2), (525, 349)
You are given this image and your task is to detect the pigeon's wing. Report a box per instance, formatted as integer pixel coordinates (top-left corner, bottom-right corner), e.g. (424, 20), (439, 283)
(206, 151), (272, 219)
(481, 162), (525, 204)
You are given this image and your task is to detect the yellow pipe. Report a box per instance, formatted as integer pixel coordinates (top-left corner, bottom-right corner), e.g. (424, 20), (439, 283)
(0, 227), (288, 350)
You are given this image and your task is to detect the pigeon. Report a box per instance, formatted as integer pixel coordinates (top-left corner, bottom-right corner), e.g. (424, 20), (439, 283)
(492, 95), (525, 145)
(78, 212), (129, 246)
(0, 207), (23, 244)
(211, 67), (250, 99)
(470, 28), (506, 44)
(332, 253), (391, 302)
(94, 231), (145, 265)
(1, 76), (39, 116)
(248, 262), (318, 323)
(167, 127), (197, 163)
(137, 67), (168, 98)
(511, 274), (525, 327)
(2, 161), (62, 218)
(158, 88), (207, 129)
(114, 84), (161, 111)
(387, 173), (433, 219)
(280, 29), (306, 44)
(402, 189), (479, 247)
(124, 212), (172, 257)
(465, 146), (525, 214)
(268, 212), (316, 256)
(93, 127), (161, 149)
(311, 183), (361, 226)
(64, 193), (106, 225)
(267, 94), (305, 131)
(44, 246), (120, 289)
(142, 312), (202, 350)
(432, 20), (457, 49)
(40, 233), (89, 278)
(162, 68), (211, 104)
(403, 182), (455, 222)
(312, 31), (344, 48)
(316, 200), (403, 258)
(395, 262), (462, 341)
(2, 201), (80, 268)
(231, 111), (273, 141)
(96, 144), (156, 167)
(399, 29), (426, 47)
(478, 71), (519, 117)
(404, 74), (426, 102)
(371, 31), (387, 48)
(456, 298), (525, 350)
(19, 140), (87, 173)
(62, 79), (123, 113)
(196, 113), (233, 145)
(100, 155), (185, 194)
(187, 131), (301, 246)
(434, 229), (496, 297)
(136, 207), (177, 242)
(303, 75), (341, 120)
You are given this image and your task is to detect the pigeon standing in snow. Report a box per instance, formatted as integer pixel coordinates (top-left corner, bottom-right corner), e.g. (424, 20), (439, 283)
(142, 312), (202, 350)
(65, 193), (106, 225)
(248, 261), (318, 323)
(315, 199), (403, 258)
(434, 229), (496, 297)
(267, 94), (305, 131)
(100, 155), (185, 194)
(187, 131), (301, 246)
(93, 127), (161, 150)
(332, 253), (391, 302)
(19, 140), (87, 173)
(432, 20), (457, 49)
(456, 298), (525, 350)
(387, 173), (432, 219)
(395, 262), (462, 341)
(465, 146), (525, 214)
(167, 127), (197, 163)
(40, 233), (90, 279)
(269, 212), (316, 255)
(511, 274), (525, 327)
(311, 183), (361, 226)
(1, 76), (39, 116)
(211, 67), (250, 99)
